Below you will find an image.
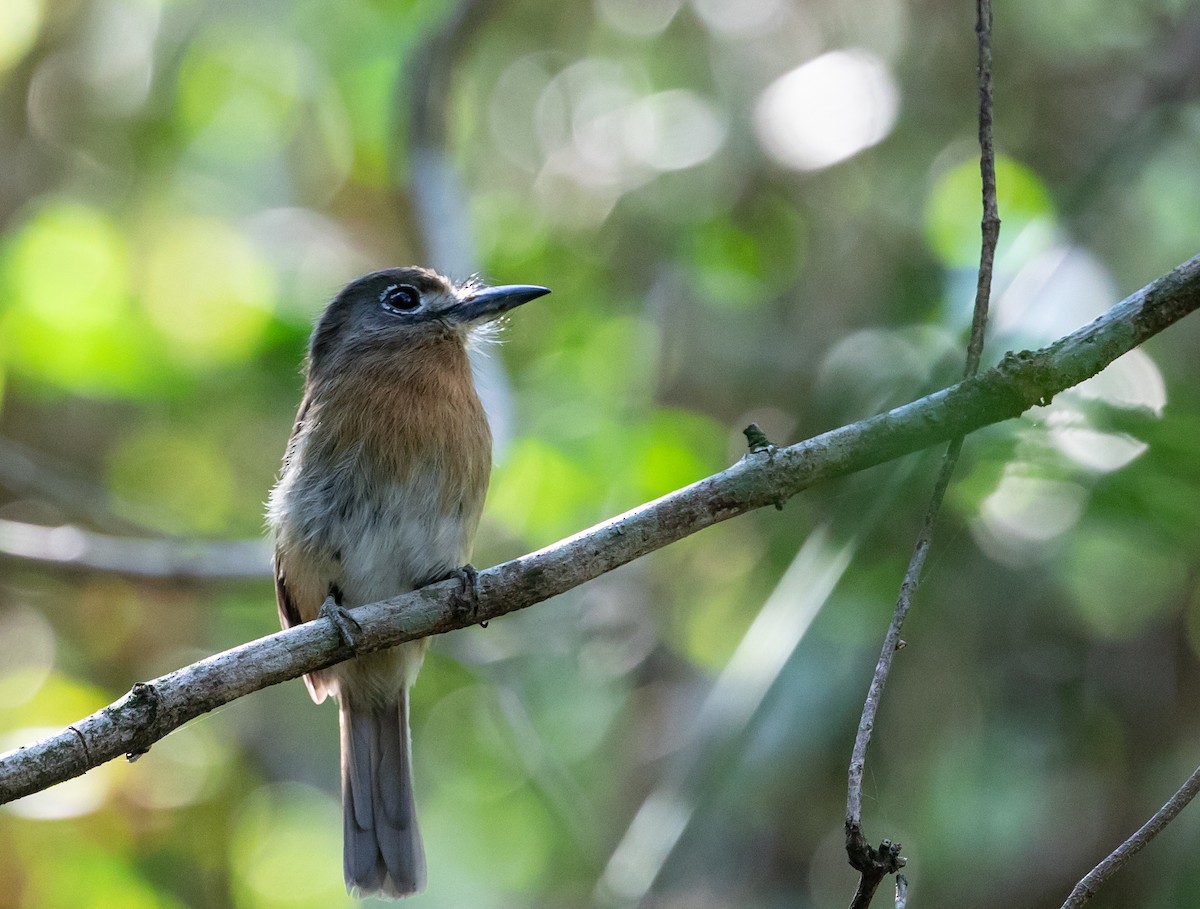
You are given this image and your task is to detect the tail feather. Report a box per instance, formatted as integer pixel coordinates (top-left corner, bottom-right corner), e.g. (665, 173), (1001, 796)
(340, 695), (426, 897)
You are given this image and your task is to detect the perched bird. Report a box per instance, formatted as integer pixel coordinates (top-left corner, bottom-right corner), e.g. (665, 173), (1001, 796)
(267, 267), (550, 897)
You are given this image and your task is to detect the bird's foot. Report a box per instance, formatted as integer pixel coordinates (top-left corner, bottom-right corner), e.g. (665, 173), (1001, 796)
(320, 596), (364, 654)
(418, 564), (485, 625)
(440, 564), (483, 625)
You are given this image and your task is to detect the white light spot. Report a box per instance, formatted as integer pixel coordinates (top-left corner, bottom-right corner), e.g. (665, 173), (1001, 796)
(754, 49), (899, 171)
(1070, 348), (1166, 417)
(81, 0), (160, 115)
(596, 0), (683, 37)
(0, 606), (56, 707)
(1051, 427), (1148, 474)
(623, 90), (726, 172)
(1043, 350), (1165, 473)
(530, 59), (726, 227)
(973, 473), (1088, 566)
(992, 244), (1166, 474)
(981, 474), (1088, 543)
(489, 55), (556, 173)
(994, 246), (1117, 342)
(690, 0), (787, 36)
(1046, 405), (1150, 474)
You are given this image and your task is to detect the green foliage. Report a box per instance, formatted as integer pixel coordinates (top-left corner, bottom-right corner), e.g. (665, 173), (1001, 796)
(925, 156), (1054, 268)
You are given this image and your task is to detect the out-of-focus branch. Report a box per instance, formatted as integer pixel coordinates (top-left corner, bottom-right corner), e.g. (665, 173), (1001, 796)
(397, 0), (519, 450)
(597, 527), (857, 907)
(1, 250), (1198, 803)
(0, 437), (162, 535)
(1060, 762), (1200, 908)
(845, 2), (999, 903)
(399, 0), (491, 275)
(0, 518), (270, 581)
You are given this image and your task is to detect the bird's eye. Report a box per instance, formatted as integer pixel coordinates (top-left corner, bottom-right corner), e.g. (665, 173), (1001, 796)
(380, 284), (421, 314)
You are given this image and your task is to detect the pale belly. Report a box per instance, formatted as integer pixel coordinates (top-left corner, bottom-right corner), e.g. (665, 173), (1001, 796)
(273, 466), (478, 705)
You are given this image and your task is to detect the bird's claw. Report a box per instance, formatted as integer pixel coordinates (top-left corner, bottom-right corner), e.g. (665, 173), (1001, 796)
(450, 564), (483, 624)
(320, 596), (364, 654)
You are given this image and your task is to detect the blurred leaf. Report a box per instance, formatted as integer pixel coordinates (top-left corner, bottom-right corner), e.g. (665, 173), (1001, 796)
(336, 56), (402, 186)
(618, 408), (725, 503)
(141, 218), (277, 366)
(1060, 521), (1187, 639)
(488, 437), (602, 542)
(0, 674), (122, 822)
(921, 724), (1057, 869)
(514, 653), (625, 763)
(660, 520), (766, 668)
(1130, 135), (1200, 276)
(0, 0), (41, 75)
(0, 605), (55, 707)
(229, 783), (352, 909)
(120, 721), (234, 810)
(683, 196), (807, 309)
(421, 685), (529, 802)
(1010, 0), (1159, 54)
(423, 785), (555, 901)
(0, 201), (165, 395)
(925, 156), (1054, 268)
(0, 672), (110, 733)
(176, 29), (305, 163)
(107, 427), (236, 534)
(15, 826), (185, 909)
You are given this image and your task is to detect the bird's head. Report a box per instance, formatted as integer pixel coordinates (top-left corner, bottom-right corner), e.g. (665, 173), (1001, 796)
(307, 266), (550, 375)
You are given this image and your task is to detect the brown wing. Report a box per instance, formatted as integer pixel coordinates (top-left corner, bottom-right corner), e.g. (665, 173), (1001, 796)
(274, 559), (304, 630)
(273, 390), (311, 632)
(272, 392), (336, 704)
(275, 552), (337, 704)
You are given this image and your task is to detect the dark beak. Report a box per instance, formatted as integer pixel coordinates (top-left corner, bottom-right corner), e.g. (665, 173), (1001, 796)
(454, 284), (551, 323)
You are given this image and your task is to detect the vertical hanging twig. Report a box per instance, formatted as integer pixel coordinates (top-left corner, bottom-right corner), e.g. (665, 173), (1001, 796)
(844, 2), (999, 906)
(969, 0), (1000, 377)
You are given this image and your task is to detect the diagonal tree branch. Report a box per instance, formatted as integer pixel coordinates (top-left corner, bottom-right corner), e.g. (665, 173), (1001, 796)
(1, 252), (1199, 804)
(1060, 761), (1200, 908)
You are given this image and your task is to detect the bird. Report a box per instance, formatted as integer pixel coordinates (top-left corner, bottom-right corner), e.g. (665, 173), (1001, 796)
(267, 266), (550, 897)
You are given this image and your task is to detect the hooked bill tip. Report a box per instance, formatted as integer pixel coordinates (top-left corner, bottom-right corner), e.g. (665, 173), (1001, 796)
(455, 283), (551, 322)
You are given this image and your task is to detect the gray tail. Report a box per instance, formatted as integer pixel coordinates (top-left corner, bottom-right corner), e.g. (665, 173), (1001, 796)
(340, 694), (426, 898)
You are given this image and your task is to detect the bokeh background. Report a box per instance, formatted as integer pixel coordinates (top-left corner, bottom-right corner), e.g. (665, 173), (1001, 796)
(1, 0), (1200, 906)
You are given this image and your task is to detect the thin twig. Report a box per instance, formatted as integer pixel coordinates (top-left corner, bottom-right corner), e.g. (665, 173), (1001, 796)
(1061, 763), (1200, 908)
(845, 0), (999, 902)
(1, 251), (1198, 803)
(969, 0), (1000, 379)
